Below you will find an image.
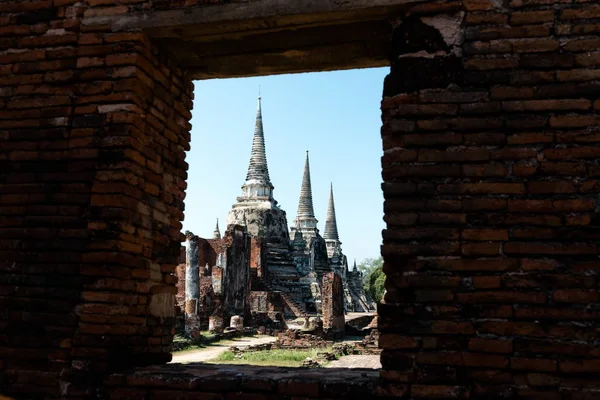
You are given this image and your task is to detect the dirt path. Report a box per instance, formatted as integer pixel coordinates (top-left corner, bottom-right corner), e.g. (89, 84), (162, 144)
(170, 335), (276, 364)
(326, 355), (381, 369)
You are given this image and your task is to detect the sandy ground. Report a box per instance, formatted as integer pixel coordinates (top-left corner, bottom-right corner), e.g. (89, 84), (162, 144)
(326, 354), (381, 369)
(170, 335), (277, 364)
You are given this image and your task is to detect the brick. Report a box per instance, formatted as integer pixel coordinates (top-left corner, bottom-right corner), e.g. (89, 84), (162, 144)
(527, 181), (577, 193)
(502, 99), (591, 112)
(456, 291), (546, 304)
(462, 243), (501, 256)
(411, 385), (468, 399)
(511, 10), (555, 25)
(553, 290), (599, 303)
(462, 163), (507, 177)
(472, 276), (502, 289)
(512, 39), (559, 53)
(379, 334), (419, 349)
(512, 357), (557, 372)
(434, 259), (519, 272)
(438, 183), (525, 194)
(545, 147), (600, 160)
(463, 352), (508, 368)
(504, 242), (597, 255)
(560, 360), (600, 373)
(465, 56), (519, 70)
(469, 338), (512, 354)
(462, 229), (508, 241)
(561, 6), (600, 21)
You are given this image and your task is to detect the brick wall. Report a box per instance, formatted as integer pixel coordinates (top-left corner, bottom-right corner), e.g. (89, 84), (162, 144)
(322, 272), (345, 337)
(2, 0), (600, 398)
(0, 1), (192, 397)
(380, 1), (600, 398)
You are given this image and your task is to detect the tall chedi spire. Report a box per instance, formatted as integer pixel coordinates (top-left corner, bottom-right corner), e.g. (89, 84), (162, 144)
(213, 219), (221, 239)
(324, 183), (342, 258)
(323, 183), (339, 241)
(296, 151), (315, 219)
(292, 151), (319, 243)
(227, 93), (290, 244)
(244, 96), (273, 192)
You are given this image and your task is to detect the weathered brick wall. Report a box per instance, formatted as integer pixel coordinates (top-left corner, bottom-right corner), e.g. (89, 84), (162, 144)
(0, 1), (192, 397)
(250, 236), (267, 280)
(380, 1), (600, 398)
(3, 0), (600, 398)
(322, 272), (345, 337)
(103, 364), (378, 400)
(197, 237), (220, 275)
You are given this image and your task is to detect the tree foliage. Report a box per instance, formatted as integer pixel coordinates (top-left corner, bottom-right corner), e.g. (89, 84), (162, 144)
(358, 257), (384, 303)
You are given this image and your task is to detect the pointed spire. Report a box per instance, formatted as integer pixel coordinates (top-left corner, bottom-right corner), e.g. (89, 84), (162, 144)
(323, 183), (339, 241)
(353, 259), (358, 272)
(213, 219), (221, 239)
(245, 95), (272, 186)
(296, 151), (315, 219)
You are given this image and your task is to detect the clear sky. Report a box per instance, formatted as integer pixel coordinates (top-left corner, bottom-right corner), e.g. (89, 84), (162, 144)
(184, 67), (388, 264)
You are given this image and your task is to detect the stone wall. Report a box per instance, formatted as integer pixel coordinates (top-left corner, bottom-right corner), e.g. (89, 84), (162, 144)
(380, 2), (600, 398)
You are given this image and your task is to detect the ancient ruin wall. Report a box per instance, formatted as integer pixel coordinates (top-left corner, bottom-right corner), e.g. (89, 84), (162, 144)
(2, 0), (600, 398)
(0, 1), (193, 396)
(220, 225), (251, 317)
(321, 272), (345, 337)
(380, 2), (600, 398)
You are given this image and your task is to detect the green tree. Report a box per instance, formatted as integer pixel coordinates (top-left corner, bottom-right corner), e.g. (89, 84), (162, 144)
(358, 257), (384, 303)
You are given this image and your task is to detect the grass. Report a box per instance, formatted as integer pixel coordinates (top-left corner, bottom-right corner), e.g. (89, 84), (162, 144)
(206, 347), (335, 367)
(172, 334), (268, 354)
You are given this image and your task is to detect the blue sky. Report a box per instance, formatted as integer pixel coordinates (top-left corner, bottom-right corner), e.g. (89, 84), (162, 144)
(184, 67), (388, 263)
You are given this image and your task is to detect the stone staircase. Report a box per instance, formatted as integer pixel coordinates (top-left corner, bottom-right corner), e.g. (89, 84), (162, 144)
(261, 279), (309, 318)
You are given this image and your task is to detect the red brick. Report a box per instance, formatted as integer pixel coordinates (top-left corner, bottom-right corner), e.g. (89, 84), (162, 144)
(527, 181), (577, 193)
(411, 385), (468, 399)
(456, 291), (546, 304)
(559, 360), (600, 374)
(462, 229), (508, 241)
(438, 183), (525, 194)
(469, 338), (512, 354)
(277, 380), (319, 397)
(561, 5), (600, 21)
(512, 357), (557, 372)
(472, 276), (502, 289)
(504, 242), (597, 255)
(379, 334), (419, 349)
(461, 243), (501, 256)
(463, 352), (508, 368)
(511, 10), (555, 25)
(553, 290), (599, 303)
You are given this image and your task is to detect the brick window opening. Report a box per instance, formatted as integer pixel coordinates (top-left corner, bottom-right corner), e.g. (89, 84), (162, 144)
(3, 0), (600, 398)
(170, 72), (385, 370)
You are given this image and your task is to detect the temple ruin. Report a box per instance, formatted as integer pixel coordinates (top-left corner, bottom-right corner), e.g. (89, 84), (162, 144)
(177, 97), (375, 335)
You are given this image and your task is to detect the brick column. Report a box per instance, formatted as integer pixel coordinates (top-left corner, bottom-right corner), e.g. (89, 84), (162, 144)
(0, 2), (193, 396)
(379, 2), (600, 398)
(322, 272), (345, 338)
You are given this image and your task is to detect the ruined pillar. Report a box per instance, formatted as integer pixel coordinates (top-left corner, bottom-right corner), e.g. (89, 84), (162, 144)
(321, 272), (345, 339)
(221, 225), (251, 318)
(184, 233), (201, 336)
(379, 2), (600, 398)
(185, 233), (200, 307)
